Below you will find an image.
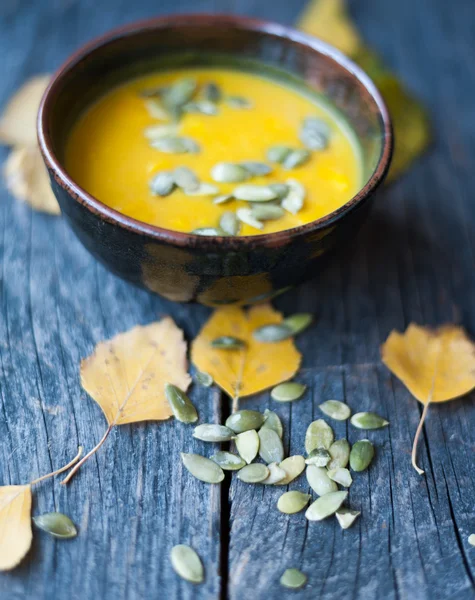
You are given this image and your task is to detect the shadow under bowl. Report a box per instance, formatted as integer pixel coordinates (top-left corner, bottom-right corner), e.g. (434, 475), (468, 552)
(38, 14), (393, 306)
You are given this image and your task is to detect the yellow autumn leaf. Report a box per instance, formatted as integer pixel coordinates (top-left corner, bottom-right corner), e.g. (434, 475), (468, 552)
(191, 304), (301, 404)
(381, 324), (475, 473)
(0, 485), (32, 571)
(63, 318), (190, 483)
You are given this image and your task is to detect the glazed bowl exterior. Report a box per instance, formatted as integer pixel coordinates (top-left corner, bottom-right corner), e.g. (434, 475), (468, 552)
(38, 14), (393, 306)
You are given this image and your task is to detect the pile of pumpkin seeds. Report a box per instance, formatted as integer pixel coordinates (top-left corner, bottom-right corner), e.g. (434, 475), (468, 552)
(140, 76), (332, 235)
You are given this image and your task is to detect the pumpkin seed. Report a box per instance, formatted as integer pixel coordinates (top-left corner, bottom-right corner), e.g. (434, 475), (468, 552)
(280, 568), (307, 589)
(319, 400), (351, 421)
(335, 508), (361, 529)
(350, 439), (375, 472)
(195, 370), (213, 387)
(233, 184), (277, 202)
(144, 123), (178, 139)
(263, 462), (286, 484)
(170, 544), (204, 583)
(211, 162), (249, 183)
(144, 98), (169, 120)
(269, 183), (290, 199)
(327, 467), (353, 487)
(305, 419), (334, 453)
(211, 335), (246, 349)
(164, 78), (197, 109)
(173, 166), (200, 192)
(203, 82), (221, 103)
(240, 161), (272, 176)
(271, 382), (306, 402)
(149, 171), (176, 196)
(213, 194), (234, 205)
(283, 313), (313, 335)
(276, 455), (306, 485)
(350, 412), (389, 430)
(282, 179), (305, 214)
(181, 453), (224, 484)
(253, 323), (292, 343)
(237, 463), (269, 483)
(226, 410), (265, 433)
(210, 451), (245, 471)
(192, 424), (235, 442)
(165, 383), (198, 423)
(236, 208), (263, 230)
(235, 429), (259, 464)
(305, 447), (331, 467)
(261, 408), (283, 438)
(258, 428), (284, 464)
(226, 95), (252, 109)
(277, 491), (311, 514)
(305, 491), (348, 521)
(33, 512), (77, 539)
(151, 136), (200, 154)
(283, 148), (311, 170)
(267, 145), (292, 164)
(183, 100), (218, 115)
(191, 227), (222, 236)
(306, 464), (338, 496)
(219, 211), (240, 236)
(469, 534), (475, 547)
(300, 116), (330, 150)
(328, 439), (350, 470)
(250, 204), (285, 221)
(185, 183), (219, 196)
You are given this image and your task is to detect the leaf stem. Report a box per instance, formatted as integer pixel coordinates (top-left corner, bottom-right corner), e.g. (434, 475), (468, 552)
(61, 425), (113, 485)
(411, 401), (430, 475)
(30, 446), (83, 486)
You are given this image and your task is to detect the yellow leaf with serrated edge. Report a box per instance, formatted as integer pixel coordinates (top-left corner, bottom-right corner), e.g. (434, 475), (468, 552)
(191, 304), (301, 399)
(382, 324), (475, 404)
(0, 485), (32, 571)
(81, 318), (191, 425)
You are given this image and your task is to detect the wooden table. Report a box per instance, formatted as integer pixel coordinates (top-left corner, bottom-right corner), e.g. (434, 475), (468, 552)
(1, 0), (475, 598)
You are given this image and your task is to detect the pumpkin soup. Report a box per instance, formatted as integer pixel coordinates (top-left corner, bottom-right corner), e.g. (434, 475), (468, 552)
(66, 67), (363, 236)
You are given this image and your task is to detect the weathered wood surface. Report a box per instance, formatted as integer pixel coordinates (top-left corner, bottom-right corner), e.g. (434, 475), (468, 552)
(1, 0), (475, 598)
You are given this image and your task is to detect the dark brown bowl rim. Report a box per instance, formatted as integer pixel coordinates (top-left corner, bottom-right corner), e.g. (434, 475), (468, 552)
(37, 13), (393, 248)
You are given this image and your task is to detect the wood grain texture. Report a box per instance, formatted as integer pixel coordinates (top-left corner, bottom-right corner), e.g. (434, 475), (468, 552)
(1, 0), (475, 598)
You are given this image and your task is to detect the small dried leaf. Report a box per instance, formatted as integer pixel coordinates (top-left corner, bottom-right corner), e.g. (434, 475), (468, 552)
(0, 485), (32, 571)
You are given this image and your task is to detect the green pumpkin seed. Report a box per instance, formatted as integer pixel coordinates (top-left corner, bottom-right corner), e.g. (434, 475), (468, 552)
(283, 313), (313, 335)
(219, 211), (240, 236)
(181, 453), (224, 484)
(300, 116), (330, 150)
(210, 451), (245, 471)
(276, 455), (305, 485)
(165, 384), (198, 423)
(183, 100), (218, 115)
(144, 123), (178, 139)
(250, 204), (285, 221)
(305, 419), (334, 453)
(151, 136), (200, 154)
(258, 428), (284, 464)
(195, 370), (213, 387)
(306, 464), (338, 496)
(261, 408), (283, 438)
(269, 183), (290, 199)
(174, 166), (200, 192)
(233, 184), (277, 202)
(349, 439), (375, 472)
(226, 95), (252, 109)
(283, 148), (311, 170)
(192, 424), (235, 442)
(149, 171), (176, 196)
(170, 544), (204, 583)
(282, 179), (305, 214)
(263, 462), (286, 484)
(185, 183), (219, 197)
(226, 410), (265, 433)
(191, 227), (222, 236)
(336, 508), (361, 529)
(240, 161), (272, 176)
(305, 447), (331, 467)
(253, 323), (292, 343)
(211, 162), (249, 183)
(280, 568), (307, 589)
(144, 98), (169, 120)
(164, 78), (197, 109)
(203, 82), (221, 103)
(236, 208), (263, 230)
(267, 145), (292, 163)
(235, 429), (259, 464)
(469, 534), (475, 547)
(33, 512), (77, 539)
(327, 467), (353, 487)
(237, 463), (269, 483)
(319, 400), (351, 421)
(305, 491), (348, 521)
(271, 382), (306, 402)
(328, 439), (350, 470)
(211, 336), (246, 349)
(350, 412), (389, 430)
(213, 194), (234, 205)
(277, 491), (311, 514)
